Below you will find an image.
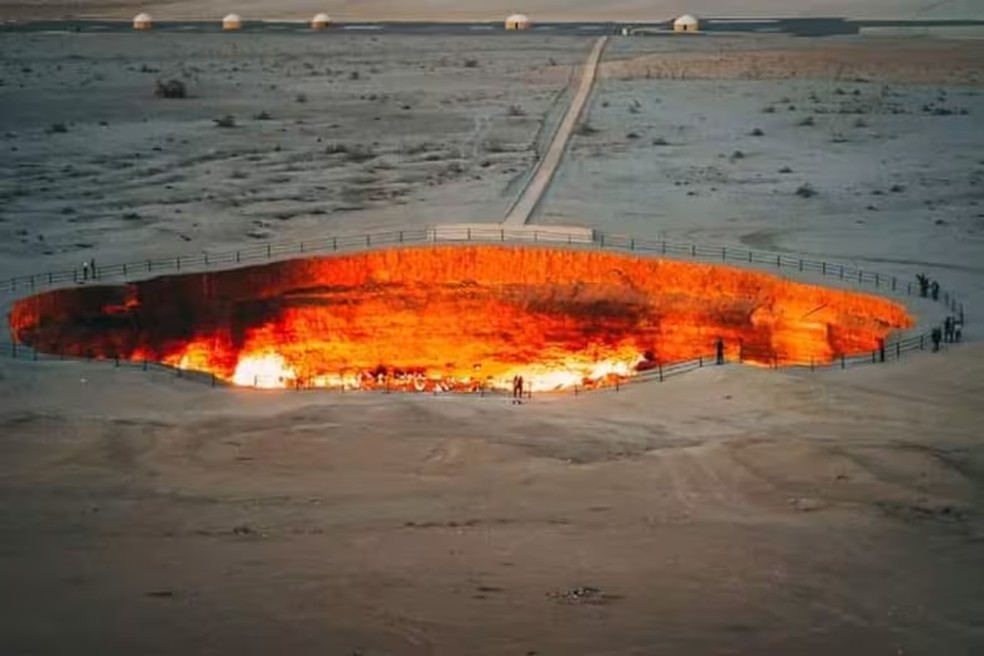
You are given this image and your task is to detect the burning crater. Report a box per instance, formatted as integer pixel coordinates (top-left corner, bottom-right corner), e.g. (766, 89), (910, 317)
(8, 245), (912, 392)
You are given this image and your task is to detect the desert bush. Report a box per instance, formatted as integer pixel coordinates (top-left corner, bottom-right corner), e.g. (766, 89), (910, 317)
(253, 111), (273, 120)
(795, 183), (817, 198)
(730, 150), (745, 160)
(778, 166), (793, 174)
(762, 105), (776, 113)
(576, 122), (599, 136)
(155, 79), (187, 99)
(797, 116), (815, 127)
(295, 93), (307, 103)
(213, 115), (236, 128)
(626, 131), (641, 140)
(854, 118), (868, 128)
(483, 138), (508, 153)
(349, 71), (361, 80)
(749, 128), (764, 136)
(651, 137), (670, 146)
(46, 123), (68, 134)
(507, 104), (526, 117)
(463, 58), (480, 68)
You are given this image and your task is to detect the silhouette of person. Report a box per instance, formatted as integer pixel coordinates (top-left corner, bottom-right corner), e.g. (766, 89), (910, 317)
(917, 274), (929, 298)
(931, 327), (942, 352)
(716, 337), (725, 365)
(931, 281), (940, 301)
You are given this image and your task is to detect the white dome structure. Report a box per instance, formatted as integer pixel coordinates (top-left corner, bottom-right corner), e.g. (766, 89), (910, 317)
(673, 14), (699, 33)
(133, 12), (153, 30)
(311, 13), (332, 29)
(222, 13), (243, 31)
(505, 13), (531, 31)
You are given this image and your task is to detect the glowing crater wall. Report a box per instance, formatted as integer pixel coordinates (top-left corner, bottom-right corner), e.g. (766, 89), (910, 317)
(8, 245), (913, 391)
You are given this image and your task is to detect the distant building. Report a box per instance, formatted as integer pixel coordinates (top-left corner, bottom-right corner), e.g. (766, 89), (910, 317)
(505, 14), (531, 31)
(222, 13), (243, 31)
(132, 12), (153, 30)
(311, 13), (332, 30)
(673, 14), (700, 33)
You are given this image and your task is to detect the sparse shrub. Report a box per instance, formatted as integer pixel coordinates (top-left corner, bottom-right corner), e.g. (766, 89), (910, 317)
(651, 137), (670, 146)
(778, 166), (793, 174)
(854, 118), (868, 128)
(576, 122), (599, 136)
(155, 79), (187, 99)
(463, 58), (480, 68)
(507, 104), (526, 117)
(750, 128), (765, 136)
(830, 134), (848, 143)
(626, 131), (641, 140)
(797, 116), (815, 127)
(295, 93), (307, 103)
(349, 71), (360, 80)
(46, 123), (68, 134)
(730, 150), (745, 160)
(628, 100), (642, 114)
(795, 183), (818, 198)
(762, 105), (776, 113)
(253, 111), (273, 121)
(483, 138), (508, 153)
(890, 184), (906, 193)
(213, 115), (236, 128)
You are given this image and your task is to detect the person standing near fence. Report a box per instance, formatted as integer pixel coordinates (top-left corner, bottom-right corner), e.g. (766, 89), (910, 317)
(716, 337), (725, 365)
(931, 280), (940, 301)
(931, 326), (943, 352)
(917, 274), (929, 298)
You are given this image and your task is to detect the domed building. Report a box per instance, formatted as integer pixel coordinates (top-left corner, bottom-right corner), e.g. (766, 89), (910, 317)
(222, 13), (243, 31)
(132, 12), (153, 30)
(311, 13), (332, 30)
(673, 14), (699, 33)
(505, 13), (531, 31)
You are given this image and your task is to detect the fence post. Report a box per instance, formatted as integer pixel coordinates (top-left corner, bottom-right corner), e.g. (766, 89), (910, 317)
(891, 277), (896, 292)
(211, 373), (216, 388)
(896, 343), (901, 359)
(919, 334), (925, 350)
(691, 244), (696, 257)
(840, 354), (845, 369)
(798, 258), (803, 272)
(776, 255), (781, 268)
(699, 355), (703, 367)
(399, 231), (404, 243)
(501, 228), (505, 242)
(333, 237), (337, 251)
(615, 379), (619, 393)
(871, 350), (877, 364)
(822, 262), (826, 276)
(204, 252), (209, 266)
(875, 273), (879, 287)
(858, 270), (862, 283)
(747, 251), (752, 263)
(810, 358), (814, 372)
(600, 233), (605, 247)
(661, 241), (666, 255)
(143, 358), (148, 371)
(658, 364), (664, 383)
(300, 242), (305, 253)
(721, 247), (726, 261)
(534, 231), (538, 243)
(176, 256), (181, 271)
(631, 238), (635, 251)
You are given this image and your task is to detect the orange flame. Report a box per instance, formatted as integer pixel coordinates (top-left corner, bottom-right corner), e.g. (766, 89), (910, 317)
(8, 245), (913, 391)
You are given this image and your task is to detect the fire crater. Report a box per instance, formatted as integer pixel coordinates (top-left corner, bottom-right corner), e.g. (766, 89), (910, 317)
(8, 245), (913, 392)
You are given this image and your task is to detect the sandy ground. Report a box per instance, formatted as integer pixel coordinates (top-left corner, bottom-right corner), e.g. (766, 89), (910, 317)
(2, 1), (983, 21)
(1, 31), (983, 655)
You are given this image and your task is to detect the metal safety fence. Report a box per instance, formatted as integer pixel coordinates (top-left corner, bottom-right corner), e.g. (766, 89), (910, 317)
(0, 226), (965, 395)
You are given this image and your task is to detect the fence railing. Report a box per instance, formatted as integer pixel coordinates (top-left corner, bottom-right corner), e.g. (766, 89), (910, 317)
(0, 227), (965, 314)
(0, 226), (965, 395)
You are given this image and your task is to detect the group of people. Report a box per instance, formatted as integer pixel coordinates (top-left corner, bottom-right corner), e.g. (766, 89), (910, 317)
(931, 315), (964, 352)
(916, 273), (941, 301)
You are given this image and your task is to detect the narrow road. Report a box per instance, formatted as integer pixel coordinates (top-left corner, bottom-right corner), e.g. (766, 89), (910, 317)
(503, 35), (608, 227)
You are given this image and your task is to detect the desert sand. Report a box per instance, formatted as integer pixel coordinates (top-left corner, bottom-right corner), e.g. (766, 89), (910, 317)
(1, 26), (983, 655)
(2, 1), (984, 21)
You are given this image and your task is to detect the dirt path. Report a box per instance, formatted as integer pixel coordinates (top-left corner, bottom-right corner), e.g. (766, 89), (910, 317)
(503, 35), (608, 227)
